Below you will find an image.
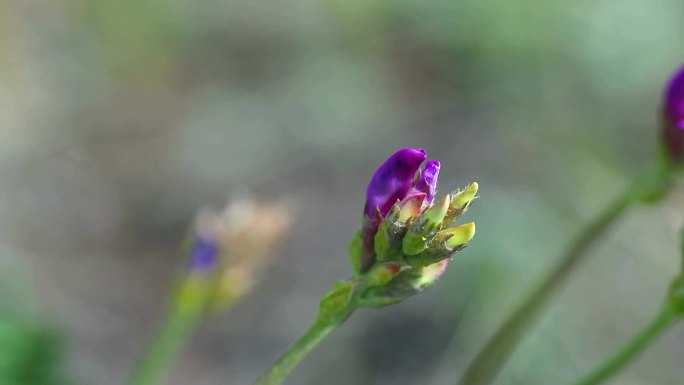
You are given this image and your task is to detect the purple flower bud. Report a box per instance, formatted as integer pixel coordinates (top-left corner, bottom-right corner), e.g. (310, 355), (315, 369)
(415, 160), (441, 204)
(189, 236), (219, 274)
(663, 65), (684, 161)
(365, 148), (427, 218)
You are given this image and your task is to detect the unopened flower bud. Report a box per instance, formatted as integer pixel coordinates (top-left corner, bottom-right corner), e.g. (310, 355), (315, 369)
(421, 194), (451, 232)
(350, 147), (479, 306)
(443, 222), (477, 250)
(404, 222), (476, 267)
(402, 195), (451, 256)
(445, 182), (479, 225)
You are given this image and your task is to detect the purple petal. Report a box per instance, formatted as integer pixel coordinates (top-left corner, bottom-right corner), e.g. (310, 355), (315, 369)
(189, 236), (219, 274)
(665, 65), (684, 119)
(415, 160), (441, 204)
(663, 65), (684, 161)
(365, 148), (427, 218)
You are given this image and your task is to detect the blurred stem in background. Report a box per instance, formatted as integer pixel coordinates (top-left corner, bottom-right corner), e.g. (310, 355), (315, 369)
(573, 220), (684, 385)
(457, 161), (676, 385)
(128, 200), (291, 385)
(128, 278), (209, 385)
(572, 305), (675, 385)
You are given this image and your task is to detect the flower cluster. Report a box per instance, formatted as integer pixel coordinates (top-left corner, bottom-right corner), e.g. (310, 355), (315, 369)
(339, 148), (477, 309)
(663, 65), (684, 162)
(182, 199), (292, 312)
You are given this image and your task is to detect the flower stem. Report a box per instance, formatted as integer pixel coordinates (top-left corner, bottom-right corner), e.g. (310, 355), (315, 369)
(254, 315), (346, 385)
(573, 305), (675, 385)
(127, 277), (210, 385)
(127, 307), (199, 385)
(457, 165), (673, 385)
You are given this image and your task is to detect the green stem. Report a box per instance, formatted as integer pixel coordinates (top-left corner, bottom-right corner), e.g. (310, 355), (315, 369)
(254, 316), (345, 385)
(457, 165), (673, 385)
(127, 276), (211, 385)
(127, 308), (199, 385)
(573, 305), (675, 385)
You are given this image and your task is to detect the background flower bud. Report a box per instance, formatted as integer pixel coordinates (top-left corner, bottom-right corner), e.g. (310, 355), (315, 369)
(193, 198), (293, 310)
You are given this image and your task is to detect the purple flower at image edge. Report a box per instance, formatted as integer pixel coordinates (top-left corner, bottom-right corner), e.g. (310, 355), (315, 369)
(663, 65), (684, 161)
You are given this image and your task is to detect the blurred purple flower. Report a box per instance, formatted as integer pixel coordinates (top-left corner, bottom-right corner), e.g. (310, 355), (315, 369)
(365, 148), (427, 218)
(189, 236), (219, 274)
(663, 65), (684, 161)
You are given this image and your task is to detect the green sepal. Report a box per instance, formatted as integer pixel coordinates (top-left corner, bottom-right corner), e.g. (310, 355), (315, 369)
(319, 281), (356, 324)
(374, 221), (391, 262)
(357, 265), (446, 308)
(402, 233), (428, 255)
(349, 230), (363, 276)
(404, 247), (453, 267)
(375, 207), (410, 262)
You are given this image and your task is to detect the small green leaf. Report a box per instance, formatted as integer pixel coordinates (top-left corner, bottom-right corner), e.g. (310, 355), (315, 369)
(319, 281), (355, 323)
(374, 222), (390, 262)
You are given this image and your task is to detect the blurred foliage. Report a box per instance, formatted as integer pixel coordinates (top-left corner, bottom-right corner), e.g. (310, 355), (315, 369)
(0, 316), (66, 385)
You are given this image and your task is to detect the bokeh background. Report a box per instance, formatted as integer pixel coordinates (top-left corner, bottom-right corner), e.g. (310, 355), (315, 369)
(1, 0), (684, 384)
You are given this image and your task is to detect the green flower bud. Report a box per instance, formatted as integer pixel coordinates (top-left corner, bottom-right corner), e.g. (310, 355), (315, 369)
(402, 195), (451, 256)
(443, 222), (477, 250)
(404, 222), (476, 267)
(444, 182), (479, 225)
(421, 194), (451, 232)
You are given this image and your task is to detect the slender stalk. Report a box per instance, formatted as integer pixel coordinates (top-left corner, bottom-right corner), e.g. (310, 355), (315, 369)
(254, 316), (344, 385)
(127, 276), (211, 385)
(127, 308), (199, 385)
(573, 305), (675, 385)
(458, 165), (673, 385)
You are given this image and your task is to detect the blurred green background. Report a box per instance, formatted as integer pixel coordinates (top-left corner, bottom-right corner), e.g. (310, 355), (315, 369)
(1, 0), (684, 384)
